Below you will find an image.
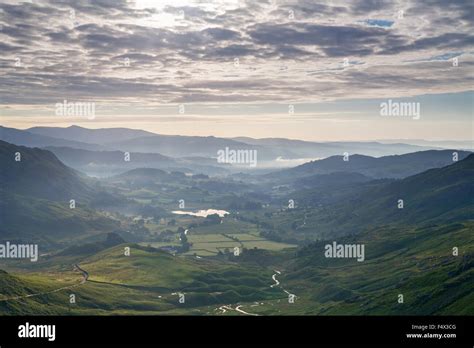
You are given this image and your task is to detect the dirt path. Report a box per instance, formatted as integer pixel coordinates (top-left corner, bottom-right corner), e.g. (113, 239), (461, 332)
(0, 264), (88, 302)
(216, 304), (259, 316)
(235, 305), (259, 316)
(270, 270), (281, 288)
(270, 270), (296, 299)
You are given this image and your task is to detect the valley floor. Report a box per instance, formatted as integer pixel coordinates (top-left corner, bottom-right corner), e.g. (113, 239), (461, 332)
(1, 221), (472, 316)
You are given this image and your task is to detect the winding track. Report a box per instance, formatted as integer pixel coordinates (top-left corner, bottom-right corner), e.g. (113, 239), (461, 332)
(0, 264), (89, 302)
(214, 270), (294, 316)
(216, 304), (259, 316)
(270, 270), (281, 288)
(270, 269), (296, 299)
(235, 305), (259, 316)
(1, 263), (293, 314)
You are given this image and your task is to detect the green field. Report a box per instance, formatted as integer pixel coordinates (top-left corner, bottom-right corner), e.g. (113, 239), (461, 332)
(189, 218), (258, 235)
(186, 232), (296, 256)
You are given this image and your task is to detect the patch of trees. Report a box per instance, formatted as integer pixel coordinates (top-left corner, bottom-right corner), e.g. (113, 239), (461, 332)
(201, 214), (221, 226)
(178, 230), (192, 253)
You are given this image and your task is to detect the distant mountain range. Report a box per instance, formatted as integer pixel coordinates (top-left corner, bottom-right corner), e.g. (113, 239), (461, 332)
(1, 126), (457, 177)
(27, 125), (155, 144)
(376, 139), (473, 150)
(0, 126), (106, 151)
(232, 136), (434, 158)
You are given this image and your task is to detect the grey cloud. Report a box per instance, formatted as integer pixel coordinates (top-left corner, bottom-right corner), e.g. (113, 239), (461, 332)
(0, 0), (472, 107)
(275, 1), (349, 17)
(201, 28), (240, 41)
(2, 24), (38, 40)
(46, 31), (72, 42)
(349, 0), (395, 14)
(380, 33), (474, 55)
(0, 42), (22, 52)
(209, 44), (256, 57)
(249, 23), (402, 57)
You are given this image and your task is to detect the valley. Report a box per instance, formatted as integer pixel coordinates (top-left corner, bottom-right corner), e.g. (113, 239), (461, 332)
(0, 127), (473, 316)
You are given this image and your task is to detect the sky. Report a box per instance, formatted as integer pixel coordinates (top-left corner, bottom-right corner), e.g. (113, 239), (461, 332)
(0, 0), (473, 141)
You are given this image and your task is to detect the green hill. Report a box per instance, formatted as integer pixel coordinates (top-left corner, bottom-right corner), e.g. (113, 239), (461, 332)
(0, 140), (93, 201)
(0, 191), (120, 249)
(2, 219), (471, 315)
(269, 154), (474, 241)
(272, 221), (474, 315)
(80, 244), (280, 301)
(0, 141), (121, 249)
(0, 243), (283, 315)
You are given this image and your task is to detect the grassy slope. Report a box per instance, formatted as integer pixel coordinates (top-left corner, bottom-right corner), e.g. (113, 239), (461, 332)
(259, 154), (474, 241)
(1, 220), (472, 315)
(0, 244), (283, 315)
(247, 221), (474, 315)
(0, 192), (120, 249)
(0, 141), (121, 248)
(0, 140), (93, 201)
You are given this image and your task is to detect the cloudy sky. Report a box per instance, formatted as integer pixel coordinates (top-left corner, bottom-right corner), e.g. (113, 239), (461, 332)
(0, 0), (473, 141)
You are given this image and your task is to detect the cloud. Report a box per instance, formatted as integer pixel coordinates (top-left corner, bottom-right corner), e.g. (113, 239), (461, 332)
(0, 0), (472, 109)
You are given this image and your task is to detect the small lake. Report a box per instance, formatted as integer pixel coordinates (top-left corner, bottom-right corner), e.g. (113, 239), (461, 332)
(172, 209), (229, 218)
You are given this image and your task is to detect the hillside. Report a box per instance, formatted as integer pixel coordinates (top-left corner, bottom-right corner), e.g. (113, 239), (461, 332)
(342, 153), (474, 227)
(262, 154), (474, 241)
(0, 140), (94, 201)
(0, 191), (120, 249)
(45, 146), (178, 177)
(275, 221), (474, 315)
(267, 150), (471, 182)
(0, 141), (122, 248)
(1, 220), (471, 315)
(0, 244), (282, 315)
(44, 146), (227, 177)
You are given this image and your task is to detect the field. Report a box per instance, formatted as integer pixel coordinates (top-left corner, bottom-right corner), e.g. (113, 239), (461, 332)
(188, 218), (258, 234)
(186, 232), (296, 256)
(138, 215), (297, 256)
